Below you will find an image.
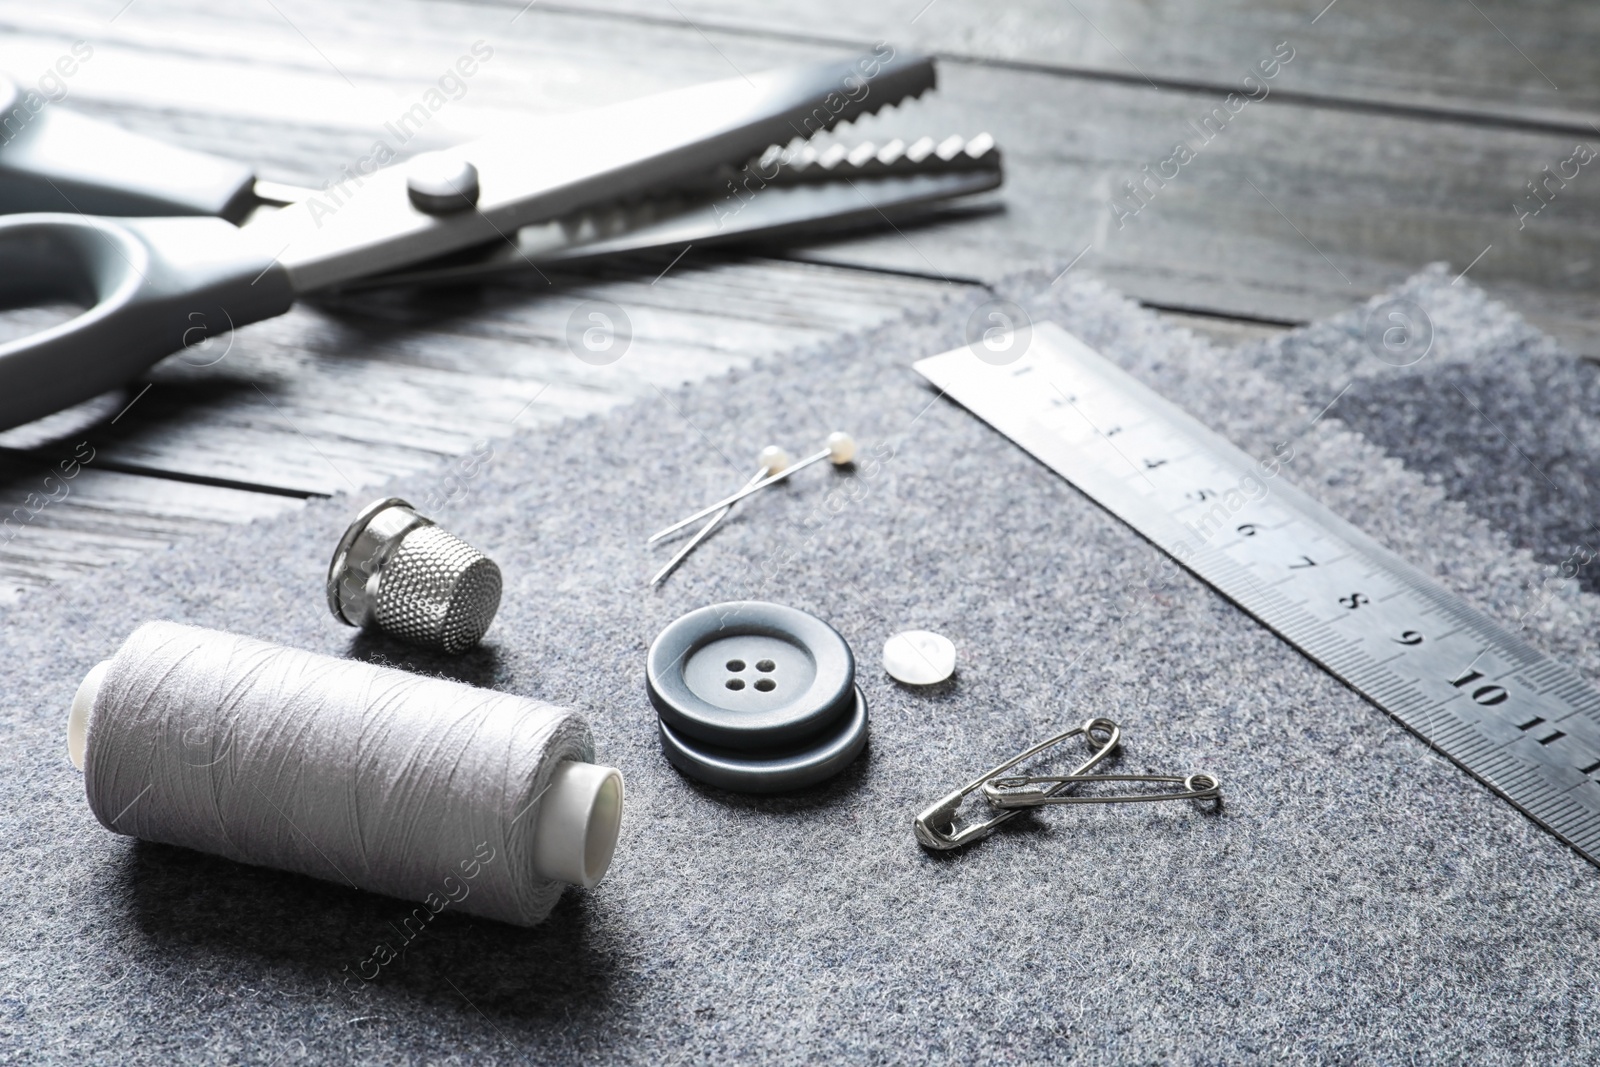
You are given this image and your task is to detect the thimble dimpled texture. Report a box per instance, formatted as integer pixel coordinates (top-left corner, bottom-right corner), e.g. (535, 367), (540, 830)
(373, 525), (503, 653)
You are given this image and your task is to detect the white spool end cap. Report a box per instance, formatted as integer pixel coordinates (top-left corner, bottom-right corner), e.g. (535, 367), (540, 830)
(883, 630), (956, 686)
(531, 761), (624, 890)
(67, 660), (111, 771)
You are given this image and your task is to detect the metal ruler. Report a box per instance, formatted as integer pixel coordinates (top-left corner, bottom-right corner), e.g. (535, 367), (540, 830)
(915, 322), (1600, 865)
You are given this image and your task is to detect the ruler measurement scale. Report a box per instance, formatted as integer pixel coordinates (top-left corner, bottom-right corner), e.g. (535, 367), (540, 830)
(916, 323), (1600, 864)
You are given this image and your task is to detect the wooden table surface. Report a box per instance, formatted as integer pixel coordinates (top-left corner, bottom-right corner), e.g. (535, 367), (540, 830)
(1, 0), (1595, 602)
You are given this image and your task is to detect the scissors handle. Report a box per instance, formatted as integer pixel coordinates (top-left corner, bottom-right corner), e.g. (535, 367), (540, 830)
(0, 214), (292, 431)
(0, 78), (258, 220)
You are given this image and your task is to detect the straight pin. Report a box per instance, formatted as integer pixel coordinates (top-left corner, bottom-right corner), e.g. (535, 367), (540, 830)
(647, 432), (855, 544)
(650, 447), (790, 586)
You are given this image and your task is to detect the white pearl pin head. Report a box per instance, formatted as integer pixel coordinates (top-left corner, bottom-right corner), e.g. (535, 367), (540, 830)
(826, 431), (856, 465)
(758, 445), (792, 475)
(883, 630), (957, 686)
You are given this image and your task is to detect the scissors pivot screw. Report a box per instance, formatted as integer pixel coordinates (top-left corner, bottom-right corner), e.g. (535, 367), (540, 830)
(406, 153), (481, 214)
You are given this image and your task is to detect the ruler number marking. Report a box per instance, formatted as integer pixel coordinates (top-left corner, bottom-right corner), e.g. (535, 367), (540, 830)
(1450, 667), (1510, 706)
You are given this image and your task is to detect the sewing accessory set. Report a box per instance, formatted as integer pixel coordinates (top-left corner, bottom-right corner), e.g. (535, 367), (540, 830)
(62, 46), (1594, 931)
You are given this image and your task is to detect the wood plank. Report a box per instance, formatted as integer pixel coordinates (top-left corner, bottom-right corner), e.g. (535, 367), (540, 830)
(20, 0), (1598, 326)
(0, 456), (304, 604)
(1144, 308), (1292, 350)
(10, 0), (1597, 336)
(529, 0), (1600, 133)
(770, 60), (1600, 352)
(0, 2), (820, 144)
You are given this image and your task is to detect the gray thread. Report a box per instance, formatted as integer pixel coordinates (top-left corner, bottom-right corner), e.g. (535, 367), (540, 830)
(83, 621), (591, 927)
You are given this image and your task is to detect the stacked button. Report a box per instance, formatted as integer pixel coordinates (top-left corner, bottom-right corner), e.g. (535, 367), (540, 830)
(646, 601), (868, 793)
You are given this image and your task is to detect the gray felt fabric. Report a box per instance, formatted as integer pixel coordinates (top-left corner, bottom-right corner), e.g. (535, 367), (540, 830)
(1237, 271), (1600, 596)
(5, 264), (1600, 1065)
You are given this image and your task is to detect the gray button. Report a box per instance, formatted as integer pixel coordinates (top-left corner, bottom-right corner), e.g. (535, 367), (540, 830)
(684, 631), (817, 707)
(657, 687), (869, 794)
(648, 601), (854, 751)
(647, 601), (868, 793)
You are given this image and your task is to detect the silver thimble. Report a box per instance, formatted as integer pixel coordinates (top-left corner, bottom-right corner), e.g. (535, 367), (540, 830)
(326, 498), (503, 654)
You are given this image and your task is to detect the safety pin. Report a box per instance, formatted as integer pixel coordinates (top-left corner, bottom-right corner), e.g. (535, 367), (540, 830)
(913, 716), (1120, 851)
(981, 771), (1221, 809)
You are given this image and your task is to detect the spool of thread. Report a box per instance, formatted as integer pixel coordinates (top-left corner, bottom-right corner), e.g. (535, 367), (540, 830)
(66, 621), (623, 927)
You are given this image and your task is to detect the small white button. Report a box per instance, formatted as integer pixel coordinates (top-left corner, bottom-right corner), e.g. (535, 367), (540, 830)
(883, 630), (955, 685)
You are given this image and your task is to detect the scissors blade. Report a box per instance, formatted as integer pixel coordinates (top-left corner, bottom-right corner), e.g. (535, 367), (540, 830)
(342, 169), (1000, 288)
(242, 52), (935, 292)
